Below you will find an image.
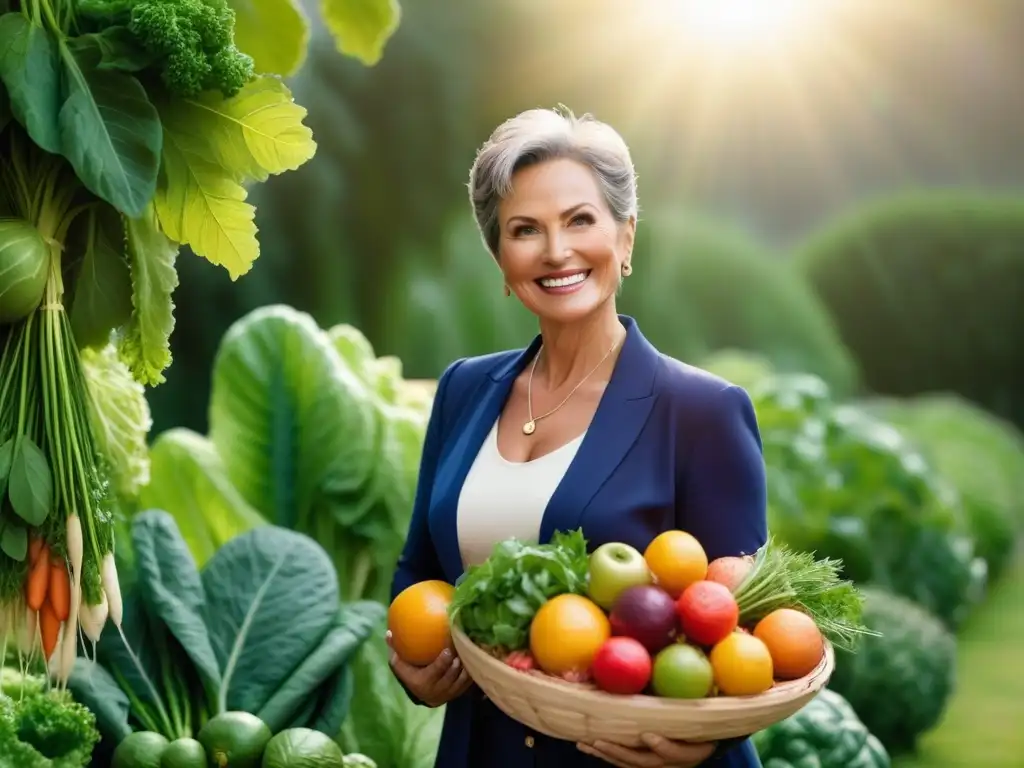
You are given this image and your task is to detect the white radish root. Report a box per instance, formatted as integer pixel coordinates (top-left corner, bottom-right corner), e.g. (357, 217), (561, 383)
(100, 553), (122, 628)
(80, 592), (108, 644)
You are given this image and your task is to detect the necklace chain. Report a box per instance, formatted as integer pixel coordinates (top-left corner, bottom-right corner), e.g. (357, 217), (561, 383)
(523, 333), (623, 435)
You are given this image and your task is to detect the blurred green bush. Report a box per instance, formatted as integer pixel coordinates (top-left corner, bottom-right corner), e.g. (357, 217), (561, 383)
(860, 394), (1024, 579)
(620, 212), (860, 397)
(793, 193), (1024, 430)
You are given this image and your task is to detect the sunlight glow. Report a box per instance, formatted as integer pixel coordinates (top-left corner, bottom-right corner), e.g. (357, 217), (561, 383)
(679, 0), (808, 46)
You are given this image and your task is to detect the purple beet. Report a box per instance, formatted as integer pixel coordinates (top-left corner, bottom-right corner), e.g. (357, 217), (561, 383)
(609, 584), (679, 654)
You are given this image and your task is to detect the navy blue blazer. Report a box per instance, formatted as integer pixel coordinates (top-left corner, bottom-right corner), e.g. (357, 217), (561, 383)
(391, 316), (767, 768)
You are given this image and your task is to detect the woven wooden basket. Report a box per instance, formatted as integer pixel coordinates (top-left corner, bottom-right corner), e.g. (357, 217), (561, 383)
(451, 624), (834, 747)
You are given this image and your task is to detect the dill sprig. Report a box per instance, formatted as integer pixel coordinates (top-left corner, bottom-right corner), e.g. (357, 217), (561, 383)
(733, 536), (880, 651)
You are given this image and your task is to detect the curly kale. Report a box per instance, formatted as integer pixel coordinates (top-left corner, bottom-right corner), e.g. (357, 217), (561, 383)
(129, 0), (254, 98)
(0, 686), (101, 768)
(75, 0), (254, 99)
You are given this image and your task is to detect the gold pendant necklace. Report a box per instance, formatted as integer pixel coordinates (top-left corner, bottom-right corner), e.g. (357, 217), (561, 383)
(523, 334), (622, 435)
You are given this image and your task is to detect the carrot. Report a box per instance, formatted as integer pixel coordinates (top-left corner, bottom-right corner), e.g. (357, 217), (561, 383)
(29, 537), (45, 566)
(39, 601), (60, 660)
(49, 561), (70, 623)
(26, 553), (50, 612)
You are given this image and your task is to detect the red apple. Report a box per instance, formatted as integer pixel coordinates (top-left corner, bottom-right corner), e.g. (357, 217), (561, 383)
(591, 637), (652, 695)
(609, 584), (679, 654)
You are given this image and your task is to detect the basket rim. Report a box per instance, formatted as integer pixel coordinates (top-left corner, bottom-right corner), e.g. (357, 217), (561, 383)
(451, 623), (835, 710)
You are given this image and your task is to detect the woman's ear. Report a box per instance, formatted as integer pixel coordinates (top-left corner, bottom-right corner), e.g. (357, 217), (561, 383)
(621, 215), (637, 257)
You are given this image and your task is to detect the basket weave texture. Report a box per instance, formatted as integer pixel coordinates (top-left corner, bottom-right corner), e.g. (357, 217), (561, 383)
(451, 624), (835, 748)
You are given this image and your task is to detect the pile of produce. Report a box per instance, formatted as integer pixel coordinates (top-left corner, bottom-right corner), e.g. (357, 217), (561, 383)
(392, 529), (873, 701)
(67, 510), (381, 766)
(111, 716), (377, 768)
(0, 0), (315, 693)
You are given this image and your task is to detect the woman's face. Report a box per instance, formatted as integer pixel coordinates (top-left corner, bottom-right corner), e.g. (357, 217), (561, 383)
(496, 158), (634, 327)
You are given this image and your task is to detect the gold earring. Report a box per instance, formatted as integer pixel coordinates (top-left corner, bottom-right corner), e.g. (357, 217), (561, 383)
(504, 285), (511, 297)
(621, 262), (632, 277)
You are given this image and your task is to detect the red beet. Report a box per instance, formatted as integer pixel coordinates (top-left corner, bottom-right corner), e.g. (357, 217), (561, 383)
(609, 585), (679, 654)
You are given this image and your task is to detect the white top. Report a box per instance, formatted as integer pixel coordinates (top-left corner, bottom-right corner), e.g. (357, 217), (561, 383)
(456, 418), (586, 569)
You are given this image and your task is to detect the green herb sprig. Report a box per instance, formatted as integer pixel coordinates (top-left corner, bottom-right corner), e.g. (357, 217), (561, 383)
(733, 536), (880, 651)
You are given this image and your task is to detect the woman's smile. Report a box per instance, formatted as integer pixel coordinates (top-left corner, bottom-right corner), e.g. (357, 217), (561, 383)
(536, 269), (592, 294)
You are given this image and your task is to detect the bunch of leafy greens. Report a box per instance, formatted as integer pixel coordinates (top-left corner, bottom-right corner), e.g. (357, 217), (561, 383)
(133, 306), (439, 768)
(66, 509), (381, 762)
(449, 529), (591, 652)
(0, 670), (100, 767)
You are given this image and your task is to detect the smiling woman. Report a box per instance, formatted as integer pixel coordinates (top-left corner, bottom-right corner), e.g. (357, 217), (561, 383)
(388, 106), (769, 768)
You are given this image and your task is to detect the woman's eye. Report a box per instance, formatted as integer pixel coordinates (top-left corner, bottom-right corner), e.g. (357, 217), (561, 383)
(570, 214), (594, 227)
(513, 225), (537, 237)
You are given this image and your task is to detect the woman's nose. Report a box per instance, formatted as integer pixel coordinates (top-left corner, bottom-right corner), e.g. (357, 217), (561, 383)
(544, 234), (572, 263)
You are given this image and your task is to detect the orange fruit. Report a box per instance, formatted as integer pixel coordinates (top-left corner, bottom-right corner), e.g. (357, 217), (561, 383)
(643, 531), (708, 598)
(529, 594), (611, 676)
(388, 580), (455, 666)
(753, 608), (825, 680)
(709, 632), (774, 696)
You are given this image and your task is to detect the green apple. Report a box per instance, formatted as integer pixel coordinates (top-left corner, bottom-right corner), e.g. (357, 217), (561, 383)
(587, 542), (653, 610)
(651, 643), (714, 699)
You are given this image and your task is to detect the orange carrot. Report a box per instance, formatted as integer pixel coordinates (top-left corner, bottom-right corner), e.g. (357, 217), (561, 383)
(49, 562), (70, 623)
(25, 554), (50, 612)
(39, 602), (60, 660)
(29, 537), (44, 566)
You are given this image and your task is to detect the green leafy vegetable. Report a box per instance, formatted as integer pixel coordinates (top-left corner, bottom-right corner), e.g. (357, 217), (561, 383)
(449, 529), (591, 652)
(68, 511), (379, 754)
(0, 674), (102, 767)
(80, 343), (153, 501)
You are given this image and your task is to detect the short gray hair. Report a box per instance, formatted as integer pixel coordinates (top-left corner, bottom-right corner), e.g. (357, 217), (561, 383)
(468, 107), (639, 258)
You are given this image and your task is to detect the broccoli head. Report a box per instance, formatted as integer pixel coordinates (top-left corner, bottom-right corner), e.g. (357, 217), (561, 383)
(128, 0), (254, 98)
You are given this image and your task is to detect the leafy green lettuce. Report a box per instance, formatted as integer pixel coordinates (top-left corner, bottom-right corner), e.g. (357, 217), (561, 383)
(449, 529), (591, 652)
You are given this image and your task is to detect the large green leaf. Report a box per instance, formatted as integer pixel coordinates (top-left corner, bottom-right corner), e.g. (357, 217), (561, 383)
(67, 203), (133, 349)
(256, 600), (383, 732)
(200, 525), (339, 715)
(321, 0), (401, 66)
(137, 428), (265, 568)
(66, 660), (133, 745)
(131, 510), (222, 695)
(207, 305), (379, 532)
(58, 42), (162, 217)
(337, 633), (444, 768)
(0, 14), (61, 153)
(118, 203), (179, 387)
(229, 0), (310, 77)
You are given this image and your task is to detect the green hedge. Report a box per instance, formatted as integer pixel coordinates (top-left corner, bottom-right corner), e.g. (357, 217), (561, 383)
(620, 212), (860, 397)
(861, 393), (1024, 580)
(794, 193), (1024, 430)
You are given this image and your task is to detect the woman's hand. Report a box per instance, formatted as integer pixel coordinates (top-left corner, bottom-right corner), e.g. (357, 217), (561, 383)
(386, 630), (473, 707)
(577, 734), (717, 767)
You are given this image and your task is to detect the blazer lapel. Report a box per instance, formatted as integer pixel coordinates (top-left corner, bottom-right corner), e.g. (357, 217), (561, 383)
(538, 316), (659, 546)
(431, 337), (542, 583)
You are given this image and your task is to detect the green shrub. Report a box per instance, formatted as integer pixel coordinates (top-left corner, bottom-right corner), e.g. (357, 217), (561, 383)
(751, 373), (987, 629)
(861, 393), (1024, 579)
(794, 193), (1024, 430)
(620, 212), (859, 397)
(828, 586), (957, 755)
